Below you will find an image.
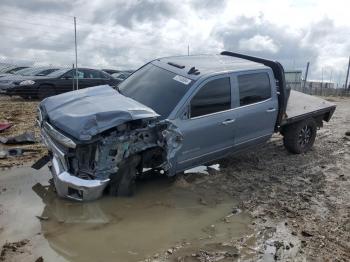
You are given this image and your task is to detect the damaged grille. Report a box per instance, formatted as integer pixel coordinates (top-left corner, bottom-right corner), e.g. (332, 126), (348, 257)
(68, 144), (98, 179)
(42, 118), (183, 182)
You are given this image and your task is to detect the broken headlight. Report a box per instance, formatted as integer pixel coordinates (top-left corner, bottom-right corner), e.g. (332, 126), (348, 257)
(43, 122), (76, 149)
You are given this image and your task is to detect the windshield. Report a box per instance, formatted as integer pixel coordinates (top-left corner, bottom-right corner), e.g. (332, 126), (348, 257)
(13, 67), (35, 75)
(118, 63), (192, 118)
(7, 67), (28, 74)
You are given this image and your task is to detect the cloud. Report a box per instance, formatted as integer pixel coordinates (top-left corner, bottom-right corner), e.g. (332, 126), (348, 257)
(0, 0), (73, 14)
(213, 16), (317, 70)
(239, 35), (279, 53)
(0, 0), (349, 82)
(92, 0), (177, 28)
(190, 0), (227, 11)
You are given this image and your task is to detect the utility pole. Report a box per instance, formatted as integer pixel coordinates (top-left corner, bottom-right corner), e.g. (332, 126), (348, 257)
(302, 62), (310, 93)
(345, 56), (350, 91)
(72, 63), (75, 90)
(74, 16), (79, 90)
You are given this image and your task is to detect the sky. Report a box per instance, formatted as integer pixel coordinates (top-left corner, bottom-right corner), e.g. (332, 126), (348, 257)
(0, 0), (349, 84)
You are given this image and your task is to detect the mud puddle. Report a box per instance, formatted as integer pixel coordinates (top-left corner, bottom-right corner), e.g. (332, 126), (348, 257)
(0, 166), (253, 262)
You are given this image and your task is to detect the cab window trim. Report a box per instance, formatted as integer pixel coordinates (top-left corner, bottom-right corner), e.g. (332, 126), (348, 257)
(236, 71), (272, 107)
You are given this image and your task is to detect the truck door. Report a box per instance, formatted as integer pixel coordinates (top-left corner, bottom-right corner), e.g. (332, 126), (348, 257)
(174, 75), (237, 171)
(232, 70), (278, 149)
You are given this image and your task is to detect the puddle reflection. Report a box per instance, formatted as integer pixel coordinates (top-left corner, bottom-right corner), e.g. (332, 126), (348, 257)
(32, 174), (249, 262)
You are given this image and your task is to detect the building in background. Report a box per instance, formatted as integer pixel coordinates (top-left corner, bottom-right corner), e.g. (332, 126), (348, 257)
(285, 70), (302, 90)
(306, 80), (335, 89)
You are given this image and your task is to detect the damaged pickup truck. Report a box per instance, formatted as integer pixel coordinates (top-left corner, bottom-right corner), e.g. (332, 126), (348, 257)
(34, 51), (336, 201)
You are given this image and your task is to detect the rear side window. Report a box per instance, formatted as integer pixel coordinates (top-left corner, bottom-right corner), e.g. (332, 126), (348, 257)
(190, 77), (231, 118)
(85, 69), (102, 79)
(36, 69), (58, 76)
(238, 73), (271, 106)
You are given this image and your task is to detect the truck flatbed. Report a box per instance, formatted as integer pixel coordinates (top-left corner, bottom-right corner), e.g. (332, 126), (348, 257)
(281, 90), (336, 126)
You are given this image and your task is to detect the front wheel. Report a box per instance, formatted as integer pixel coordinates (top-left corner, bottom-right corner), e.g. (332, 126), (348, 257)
(283, 118), (317, 154)
(108, 155), (141, 197)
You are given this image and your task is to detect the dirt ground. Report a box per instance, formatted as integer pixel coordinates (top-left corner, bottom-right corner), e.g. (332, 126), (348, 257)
(0, 94), (349, 261)
(0, 96), (45, 168)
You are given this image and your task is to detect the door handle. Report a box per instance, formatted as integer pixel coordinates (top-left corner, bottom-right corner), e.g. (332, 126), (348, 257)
(266, 108), (276, 112)
(222, 119), (236, 125)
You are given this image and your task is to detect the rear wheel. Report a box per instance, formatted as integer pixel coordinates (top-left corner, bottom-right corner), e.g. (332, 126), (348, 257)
(108, 155), (141, 197)
(283, 118), (317, 154)
(38, 85), (55, 100)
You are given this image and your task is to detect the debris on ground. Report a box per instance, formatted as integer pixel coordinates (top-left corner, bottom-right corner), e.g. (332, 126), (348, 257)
(0, 122), (12, 132)
(0, 148), (41, 159)
(35, 215), (49, 221)
(0, 131), (36, 144)
(0, 96), (45, 167)
(35, 257), (44, 262)
(0, 239), (30, 261)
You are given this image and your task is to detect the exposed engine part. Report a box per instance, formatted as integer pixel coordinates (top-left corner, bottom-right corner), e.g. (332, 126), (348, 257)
(66, 119), (182, 181)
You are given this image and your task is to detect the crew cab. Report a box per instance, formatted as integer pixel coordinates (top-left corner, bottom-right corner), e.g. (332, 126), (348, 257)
(34, 52), (336, 201)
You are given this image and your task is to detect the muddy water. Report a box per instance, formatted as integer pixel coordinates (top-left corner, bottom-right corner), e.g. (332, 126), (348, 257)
(0, 166), (252, 262)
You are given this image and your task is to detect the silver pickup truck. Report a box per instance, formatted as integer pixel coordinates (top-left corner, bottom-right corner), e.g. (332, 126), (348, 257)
(33, 52), (336, 201)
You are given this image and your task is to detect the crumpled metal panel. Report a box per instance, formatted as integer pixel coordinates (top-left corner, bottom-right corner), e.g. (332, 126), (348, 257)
(40, 85), (159, 140)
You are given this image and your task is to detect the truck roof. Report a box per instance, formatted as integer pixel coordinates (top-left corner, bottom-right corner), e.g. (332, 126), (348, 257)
(154, 54), (269, 80)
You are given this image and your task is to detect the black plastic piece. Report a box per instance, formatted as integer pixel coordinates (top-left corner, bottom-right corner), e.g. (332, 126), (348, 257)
(220, 51), (290, 130)
(32, 155), (50, 170)
(188, 67), (200, 75)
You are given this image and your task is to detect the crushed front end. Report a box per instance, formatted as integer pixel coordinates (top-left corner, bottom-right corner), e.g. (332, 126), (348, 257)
(37, 102), (182, 201)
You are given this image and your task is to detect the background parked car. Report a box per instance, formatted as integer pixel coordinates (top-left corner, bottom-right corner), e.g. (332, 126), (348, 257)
(0, 67), (61, 97)
(111, 70), (133, 82)
(1, 68), (120, 99)
(102, 69), (120, 75)
(0, 66), (30, 78)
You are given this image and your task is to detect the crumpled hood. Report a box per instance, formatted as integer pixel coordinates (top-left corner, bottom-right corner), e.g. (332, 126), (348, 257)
(40, 85), (159, 141)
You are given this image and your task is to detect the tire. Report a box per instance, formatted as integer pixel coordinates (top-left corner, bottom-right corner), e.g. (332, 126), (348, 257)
(108, 155), (141, 197)
(283, 118), (317, 154)
(38, 85), (56, 100)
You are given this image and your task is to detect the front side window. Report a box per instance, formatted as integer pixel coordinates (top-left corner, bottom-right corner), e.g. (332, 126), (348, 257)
(237, 72), (271, 106)
(61, 70), (74, 79)
(190, 77), (231, 118)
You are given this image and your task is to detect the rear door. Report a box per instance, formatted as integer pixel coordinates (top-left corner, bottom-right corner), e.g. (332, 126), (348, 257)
(232, 70), (278, 149)
(174, 75), (238, 171)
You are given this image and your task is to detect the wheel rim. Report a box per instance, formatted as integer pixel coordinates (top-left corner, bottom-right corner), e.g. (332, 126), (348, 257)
(298, 125), (312, 148)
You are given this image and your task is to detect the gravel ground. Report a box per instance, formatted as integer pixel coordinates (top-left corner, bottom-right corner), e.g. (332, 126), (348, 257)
(0, 95), (349, 261)
(144, 96), (350, 261)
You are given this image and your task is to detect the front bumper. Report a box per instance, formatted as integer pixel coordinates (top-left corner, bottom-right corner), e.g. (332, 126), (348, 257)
(41, 124), (110, 201)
